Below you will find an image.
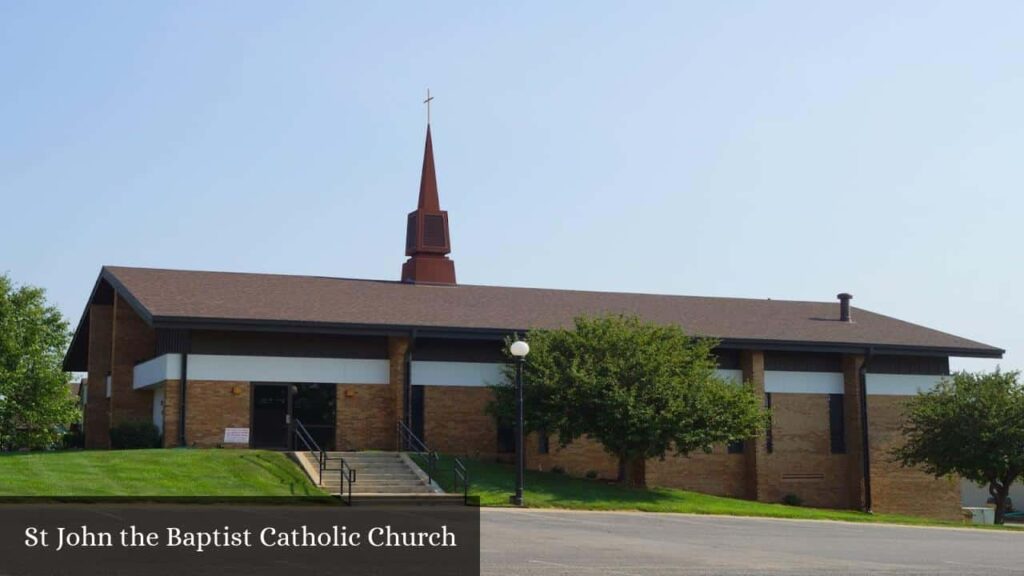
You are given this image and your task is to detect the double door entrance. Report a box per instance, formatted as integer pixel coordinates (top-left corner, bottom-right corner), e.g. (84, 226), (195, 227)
(251, 383), (336, 450)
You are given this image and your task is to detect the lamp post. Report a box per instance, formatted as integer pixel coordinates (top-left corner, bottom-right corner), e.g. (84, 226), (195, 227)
(509, 340), (530, 506)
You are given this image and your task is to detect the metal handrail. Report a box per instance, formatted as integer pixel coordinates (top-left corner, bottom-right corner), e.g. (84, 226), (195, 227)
(295, 419), (355, 505)
(294, 419), (325, 485)
(454, 458), (469, 503)
(397, 421), (471, 504)
(325, 454), (356, 506)
(397, 420), (437, 485)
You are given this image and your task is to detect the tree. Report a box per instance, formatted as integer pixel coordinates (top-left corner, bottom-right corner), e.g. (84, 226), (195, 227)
(894, 370), (1024, 525)
(490, 315), (766, 488)
(0, 273), (79, 450)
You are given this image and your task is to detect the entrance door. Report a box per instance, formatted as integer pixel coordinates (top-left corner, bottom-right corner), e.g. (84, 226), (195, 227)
(291, 383), (336, 451)
(251, 384), (290, 449)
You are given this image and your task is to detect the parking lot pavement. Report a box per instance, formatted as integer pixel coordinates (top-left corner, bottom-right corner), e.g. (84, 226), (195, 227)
(481, 508), (1024, 575)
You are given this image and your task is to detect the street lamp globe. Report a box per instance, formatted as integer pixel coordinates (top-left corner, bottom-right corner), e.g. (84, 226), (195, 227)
(510, 340), (530, 358)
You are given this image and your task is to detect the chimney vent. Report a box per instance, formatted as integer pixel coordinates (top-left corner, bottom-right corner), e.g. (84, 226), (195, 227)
(837, 293), (853, 322)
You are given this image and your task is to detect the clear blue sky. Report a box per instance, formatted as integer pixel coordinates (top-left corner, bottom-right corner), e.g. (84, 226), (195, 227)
(1, 2), (1019, 372)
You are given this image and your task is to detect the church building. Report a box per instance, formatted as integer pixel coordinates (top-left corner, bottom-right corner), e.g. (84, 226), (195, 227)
(63, 123), (1002, 520)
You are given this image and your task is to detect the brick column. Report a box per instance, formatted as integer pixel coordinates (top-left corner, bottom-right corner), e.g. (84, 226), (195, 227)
(741, 350), (767, 501)
(388, 336), (410, 450)
(842, 354), (867, 510)
(109, 294), (156, 428)
(162, 379), (181, 448)
(85, 304), (113, 449)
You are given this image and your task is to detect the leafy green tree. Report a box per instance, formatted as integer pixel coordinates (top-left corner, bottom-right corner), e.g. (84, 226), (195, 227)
(0, 274), (79, 450)
(894, 370), (1024, 524)
(491, 315), (766, 488)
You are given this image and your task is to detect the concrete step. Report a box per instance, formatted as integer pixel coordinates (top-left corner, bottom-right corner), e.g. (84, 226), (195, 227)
(324, 477), (426, 486)
(293, 451), (445, 497)
(331, 481), (423, 485)
(325, 480), (426, 488)
(348, 471), (419, 479)
(325, 462), (409, 469)
(333, 494), (467, 505)
(344, 486), (435, 494)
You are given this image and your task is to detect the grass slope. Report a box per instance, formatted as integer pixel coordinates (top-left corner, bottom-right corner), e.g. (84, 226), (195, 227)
(423, 455), (973, 528)
(0, 449), (323, 497)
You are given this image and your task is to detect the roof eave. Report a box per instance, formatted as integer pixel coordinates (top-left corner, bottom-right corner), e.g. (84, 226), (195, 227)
(62, 267), (157, 372)
(149, 316), (1004, 359)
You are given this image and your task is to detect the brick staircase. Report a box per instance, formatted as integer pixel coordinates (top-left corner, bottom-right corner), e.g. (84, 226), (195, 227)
(295, 451), (445, 497)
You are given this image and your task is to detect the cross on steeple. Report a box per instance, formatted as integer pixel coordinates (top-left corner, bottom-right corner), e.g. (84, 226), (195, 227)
(423, 89), (434, 125)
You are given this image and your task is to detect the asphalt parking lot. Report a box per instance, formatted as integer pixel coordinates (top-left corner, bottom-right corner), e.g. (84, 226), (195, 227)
(481, 509), (1023, 575)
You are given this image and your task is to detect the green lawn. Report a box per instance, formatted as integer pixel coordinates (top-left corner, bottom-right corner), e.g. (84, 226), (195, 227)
(0, 449), (324, 497)
(420, 454), (981, 528)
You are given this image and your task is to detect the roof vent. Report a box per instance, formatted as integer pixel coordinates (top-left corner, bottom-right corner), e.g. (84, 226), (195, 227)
(837, 293), (853, 322)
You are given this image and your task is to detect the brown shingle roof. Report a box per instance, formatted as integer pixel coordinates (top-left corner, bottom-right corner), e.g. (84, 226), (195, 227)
(96, 265), (1000, 357)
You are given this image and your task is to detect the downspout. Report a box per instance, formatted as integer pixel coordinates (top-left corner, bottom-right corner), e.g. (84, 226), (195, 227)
(178, 353), (188, 447)
(858, 347), (874, 513)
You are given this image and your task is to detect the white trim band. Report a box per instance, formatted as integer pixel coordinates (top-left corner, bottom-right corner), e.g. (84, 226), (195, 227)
(765, 371), (844, 395)
(866, 373), (944, 396)
(133, 353), (389, 388)
(411, 361), (504, 387)
(134, 354), (182, 389)
(715, 369), (743, 383)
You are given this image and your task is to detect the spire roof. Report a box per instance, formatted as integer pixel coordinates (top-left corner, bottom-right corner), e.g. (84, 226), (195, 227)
(417, 125), (440, 211)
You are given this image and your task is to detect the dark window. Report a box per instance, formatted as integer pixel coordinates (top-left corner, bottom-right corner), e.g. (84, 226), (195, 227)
(829, 393), (846, 454)
(765, 352), (842, 373)
(727, 440), (745, 454)
(765, 393), (773, 454)
(712, 348), (742, 369)
(410, 385), (425, 441)
(538, 428), (550, 454)
(497, 424), (514, 454)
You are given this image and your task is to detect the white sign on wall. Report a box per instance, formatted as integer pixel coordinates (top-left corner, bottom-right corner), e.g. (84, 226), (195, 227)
(223, 428), (250, 445)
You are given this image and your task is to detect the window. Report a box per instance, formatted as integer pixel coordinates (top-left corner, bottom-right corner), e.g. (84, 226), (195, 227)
(727, 440), (745, 454)
(765, 393), (773, 454)
(537, 427), (550, 454)
(497, 424), (514, 454)
(829, 393), (846, 454)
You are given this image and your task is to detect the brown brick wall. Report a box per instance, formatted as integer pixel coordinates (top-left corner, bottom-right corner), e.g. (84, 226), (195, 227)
(741, 350), (767, 500)
(85, 304), (112, 449)
(389, 336), (409, 431)
(423, 386), (496, 457)
(843, 354), (867, 509)
(109, 294), (155, 427)
(760, 393), (851, 509)
(524, 434), (750, 498)
(868, 395), (962, 520)
(183, 380), (250, 448)
(649, 449), (749, 498)
(526, 434), (618, 478)
(162, 380), (180, 448)
(337, 384), (394, 450)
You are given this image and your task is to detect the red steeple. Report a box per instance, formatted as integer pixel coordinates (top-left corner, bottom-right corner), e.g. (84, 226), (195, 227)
(401, 124), (456, 284)
(417, 126), (440, 211)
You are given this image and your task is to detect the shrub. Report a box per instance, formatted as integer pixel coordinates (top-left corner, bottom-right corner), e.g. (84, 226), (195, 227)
(551, 465), (565, 475)
(109, 422), (161, 449)
(781, 493), (803, 507)
(585, 470), (598, 479)
(62, 429), (85, 449)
